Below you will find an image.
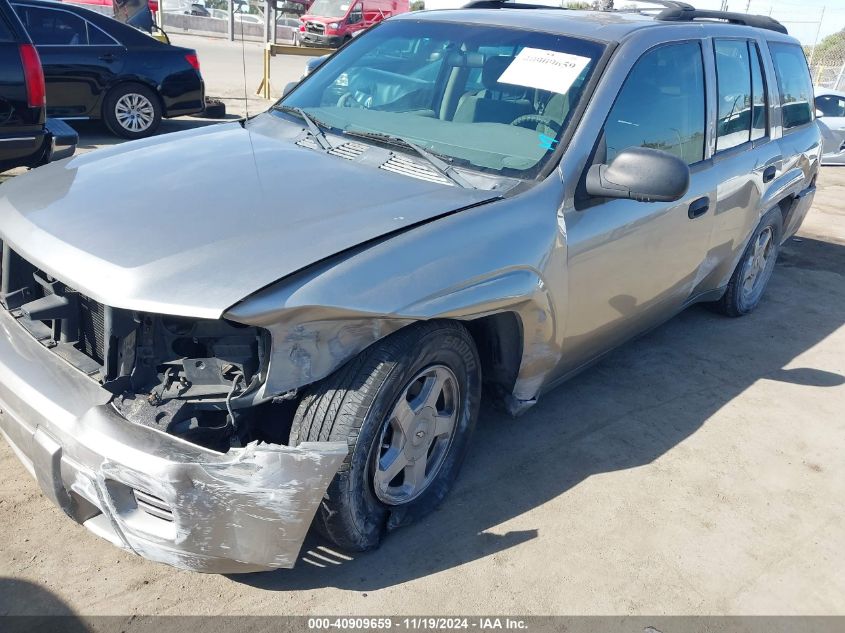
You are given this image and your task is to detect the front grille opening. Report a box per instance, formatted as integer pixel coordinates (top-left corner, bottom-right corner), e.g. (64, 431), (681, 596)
(132, 489), (174, 523)
(0, 245), (114, 376)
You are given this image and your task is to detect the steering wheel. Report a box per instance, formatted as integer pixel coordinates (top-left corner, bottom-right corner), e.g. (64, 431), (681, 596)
(510, 114), (561, 134)
(337, 92), (370, 109)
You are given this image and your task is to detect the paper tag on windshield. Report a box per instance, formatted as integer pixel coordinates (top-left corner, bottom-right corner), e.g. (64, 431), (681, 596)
(497, 48), (591, 95)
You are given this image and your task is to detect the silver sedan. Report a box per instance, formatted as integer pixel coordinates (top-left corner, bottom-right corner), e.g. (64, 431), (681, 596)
(815, 87), (845, 165)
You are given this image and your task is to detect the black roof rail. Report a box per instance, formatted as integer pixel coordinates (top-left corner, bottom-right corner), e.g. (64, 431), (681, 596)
(458, 0), (788, 34)
(624, 0), (695, 8)
(655, 7), (788, 34)
(462, 0), (568, 9)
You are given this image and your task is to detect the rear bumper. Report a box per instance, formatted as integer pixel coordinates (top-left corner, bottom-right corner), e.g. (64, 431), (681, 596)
(0, 130), (48, 172)
(0, 308), (345, 573)
(44, 118), (77, 163)
(161, 72), (205, 118)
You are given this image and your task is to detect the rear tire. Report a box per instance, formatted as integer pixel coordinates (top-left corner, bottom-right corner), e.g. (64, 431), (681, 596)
(103, 83), (162, 139)
(290, 321), (482, 552)
(710, 207), (783, 317)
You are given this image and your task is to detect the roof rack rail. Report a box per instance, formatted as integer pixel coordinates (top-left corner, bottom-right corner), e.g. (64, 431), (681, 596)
(624, 1), (694, 9)
(462, 0), (568, 8)
(655, 7), (788, 34)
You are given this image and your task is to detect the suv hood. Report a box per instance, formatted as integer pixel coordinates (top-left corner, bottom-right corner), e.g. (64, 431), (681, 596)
(0, 117), (496, 319)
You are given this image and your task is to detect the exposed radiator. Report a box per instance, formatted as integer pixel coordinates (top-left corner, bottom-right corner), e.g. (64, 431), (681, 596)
(78, 293), (106, 365)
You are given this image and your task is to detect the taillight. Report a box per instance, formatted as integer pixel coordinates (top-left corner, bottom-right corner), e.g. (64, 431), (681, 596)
(300, 24), (305, 31)
(185, 53), (200, 72)
(19, 44), (46, 109)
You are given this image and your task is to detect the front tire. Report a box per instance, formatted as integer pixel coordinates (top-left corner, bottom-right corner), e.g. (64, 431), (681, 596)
(290, 321), (482, 552)
(711, 207), (783, 317)
(103, 83), (162, 139)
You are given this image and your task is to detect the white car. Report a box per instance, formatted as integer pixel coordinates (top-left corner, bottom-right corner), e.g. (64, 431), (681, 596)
(233, 12), (262, 24)
(815, 87), (845, 165)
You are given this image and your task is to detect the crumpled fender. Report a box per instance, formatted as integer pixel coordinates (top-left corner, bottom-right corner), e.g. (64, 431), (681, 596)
(225, 176), (567, 406)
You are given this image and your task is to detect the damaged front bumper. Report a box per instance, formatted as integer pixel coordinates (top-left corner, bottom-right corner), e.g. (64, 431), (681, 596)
(0, 308), (346, 573)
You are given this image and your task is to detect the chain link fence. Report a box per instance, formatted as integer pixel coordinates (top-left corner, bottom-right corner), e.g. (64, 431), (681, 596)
(810, 49), (845, 92)
(807, 26), (845, 92)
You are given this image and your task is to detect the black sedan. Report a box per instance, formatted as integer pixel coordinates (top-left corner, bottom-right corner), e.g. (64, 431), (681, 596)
(12, 0), (204, 138)
(0, 0), (76, 172)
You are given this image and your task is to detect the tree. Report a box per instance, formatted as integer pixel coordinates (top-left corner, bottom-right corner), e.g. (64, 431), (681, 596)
(812, 28), (845, 62)
(592, 0), (613, 10)
(410, 0), (425, 9)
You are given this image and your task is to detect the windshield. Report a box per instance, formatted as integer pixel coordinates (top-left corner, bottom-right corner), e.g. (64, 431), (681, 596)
(277, 20), (605, 179)
(307, 0), (349, 17)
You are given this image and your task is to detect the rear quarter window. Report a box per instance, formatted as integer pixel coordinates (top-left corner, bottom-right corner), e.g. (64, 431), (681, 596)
(0, 12), (15, 41)
(768, 42), (814, 130)
(87, 23), (115, 45)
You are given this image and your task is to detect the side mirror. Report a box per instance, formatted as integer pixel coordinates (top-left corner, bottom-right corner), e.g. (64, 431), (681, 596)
(304, 54), (329, 76)
(815, 108), (824, 118)
(586, 147), (690, 203)
(282, 81), (298, 97)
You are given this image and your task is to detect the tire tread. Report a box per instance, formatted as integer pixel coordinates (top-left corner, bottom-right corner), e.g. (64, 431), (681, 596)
(290, 321), (478, 550)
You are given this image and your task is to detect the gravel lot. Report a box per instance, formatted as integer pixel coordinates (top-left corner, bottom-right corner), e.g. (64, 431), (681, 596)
(0, 73), (843, 615)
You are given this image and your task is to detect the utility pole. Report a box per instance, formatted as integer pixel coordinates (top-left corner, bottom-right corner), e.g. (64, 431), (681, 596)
(808, 6), (826, 66)
(835, 62), (845, 91)
(228, 0), (235, 41)
(744, 0), (751, 13)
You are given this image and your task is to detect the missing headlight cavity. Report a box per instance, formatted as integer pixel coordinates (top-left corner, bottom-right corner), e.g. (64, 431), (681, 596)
(109, 314), (287, 453)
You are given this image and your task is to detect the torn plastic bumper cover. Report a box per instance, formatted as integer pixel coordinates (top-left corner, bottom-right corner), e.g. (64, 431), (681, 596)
(0, 308), (346, 573)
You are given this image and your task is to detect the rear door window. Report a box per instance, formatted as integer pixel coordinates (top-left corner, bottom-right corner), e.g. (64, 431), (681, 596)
(603, 41), (706, 165)
(768, 42), (814, 130)
(715, 39), (752, 151)
(14, 5), (88, 45)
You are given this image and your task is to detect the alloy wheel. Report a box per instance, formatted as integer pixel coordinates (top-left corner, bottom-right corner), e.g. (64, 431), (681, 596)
(741, 226), (774, 301)
(372, 365), (460, 505)
(115, 93), (155, 133)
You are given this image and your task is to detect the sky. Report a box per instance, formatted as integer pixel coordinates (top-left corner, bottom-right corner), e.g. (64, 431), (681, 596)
(691, 0), (842, 44)
(421, 0), (844, 45)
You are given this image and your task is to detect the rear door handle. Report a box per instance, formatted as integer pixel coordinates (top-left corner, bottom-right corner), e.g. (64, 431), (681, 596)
(98, 54), (116, 62)
(688, 196), (710, 219)
(763, 165), (777, 183)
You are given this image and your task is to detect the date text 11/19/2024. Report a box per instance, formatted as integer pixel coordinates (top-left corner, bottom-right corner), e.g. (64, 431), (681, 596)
(307, 617), (529, 630)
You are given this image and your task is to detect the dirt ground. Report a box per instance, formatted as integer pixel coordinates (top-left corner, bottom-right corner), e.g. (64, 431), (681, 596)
(0, 160), (843, 616)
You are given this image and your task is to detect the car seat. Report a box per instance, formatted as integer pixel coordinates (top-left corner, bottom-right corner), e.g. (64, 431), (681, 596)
(453, 56), (534, 124)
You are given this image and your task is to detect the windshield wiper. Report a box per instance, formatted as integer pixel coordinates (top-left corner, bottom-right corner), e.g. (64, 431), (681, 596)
(275, 105), (333, 150)
(343, 129), (475, 189)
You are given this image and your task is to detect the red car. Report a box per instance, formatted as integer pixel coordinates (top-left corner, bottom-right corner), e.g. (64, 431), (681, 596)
(299, 0), (408, 47)
(62, 0), (159, 21)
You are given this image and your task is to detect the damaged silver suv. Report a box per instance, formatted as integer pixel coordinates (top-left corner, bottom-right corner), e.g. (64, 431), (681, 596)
(0, 1), (819, 572)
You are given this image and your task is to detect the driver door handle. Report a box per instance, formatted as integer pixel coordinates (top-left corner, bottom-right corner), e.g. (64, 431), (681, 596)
(763, 165), (777, 183)
(688, 196), (710, 219)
